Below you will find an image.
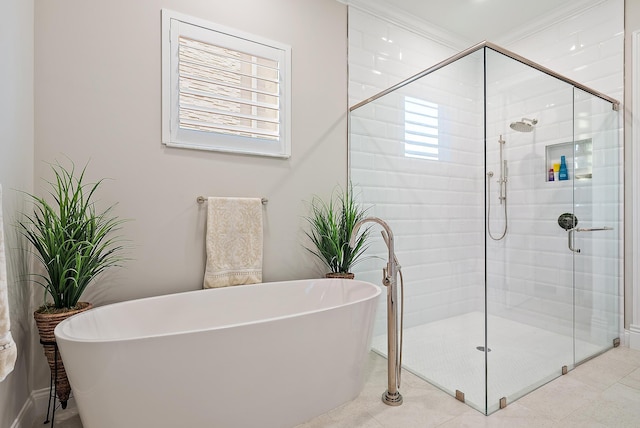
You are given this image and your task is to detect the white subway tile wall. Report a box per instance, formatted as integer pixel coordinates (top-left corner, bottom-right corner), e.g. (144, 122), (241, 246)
(349, 1), (622, 349)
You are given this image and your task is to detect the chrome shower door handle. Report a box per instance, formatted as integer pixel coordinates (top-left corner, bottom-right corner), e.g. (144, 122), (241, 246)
(575, 227), (614, 232)
(568, 229), (580, 253)
(567, 226), (613, 253)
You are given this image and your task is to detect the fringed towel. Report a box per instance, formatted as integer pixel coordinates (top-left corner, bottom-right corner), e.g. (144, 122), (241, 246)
(0, 185), (17, 382)
(203, 197), (263, 288)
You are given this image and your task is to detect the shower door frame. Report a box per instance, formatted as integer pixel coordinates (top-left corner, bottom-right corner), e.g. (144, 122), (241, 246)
(350, 42), (620, 113)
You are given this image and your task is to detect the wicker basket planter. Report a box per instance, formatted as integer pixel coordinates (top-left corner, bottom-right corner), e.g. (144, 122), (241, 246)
(34, 302), (93, 407)
(325, 272), (355, 279)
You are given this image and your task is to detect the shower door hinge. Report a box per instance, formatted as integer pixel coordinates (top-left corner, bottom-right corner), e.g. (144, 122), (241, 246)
(562, 365), (568, 375)
(499, 397), (507, 409)
(614, 338), (621, 348)
(455, 390), (465, 403)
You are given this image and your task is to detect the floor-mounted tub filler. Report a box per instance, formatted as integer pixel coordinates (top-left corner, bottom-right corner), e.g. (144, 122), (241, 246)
(54, 278), (381, 428)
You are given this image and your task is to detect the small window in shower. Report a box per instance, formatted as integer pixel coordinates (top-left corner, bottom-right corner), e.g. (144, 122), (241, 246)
(404, 96), (439, 160)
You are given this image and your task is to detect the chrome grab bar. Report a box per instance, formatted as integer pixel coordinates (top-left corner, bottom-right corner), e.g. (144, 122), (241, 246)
(568, 226), (613, 253)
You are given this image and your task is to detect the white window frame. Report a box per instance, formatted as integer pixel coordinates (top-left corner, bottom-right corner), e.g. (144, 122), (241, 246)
(161, 9), (291, 158)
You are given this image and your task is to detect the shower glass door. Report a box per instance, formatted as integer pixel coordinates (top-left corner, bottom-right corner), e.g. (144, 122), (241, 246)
(485, 47), (576, 414)
(485, 49), (620, 414)
(572, 88), (620, 363)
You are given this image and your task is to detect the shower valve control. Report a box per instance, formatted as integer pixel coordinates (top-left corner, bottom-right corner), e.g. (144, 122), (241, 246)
(558, 213), (613, 253)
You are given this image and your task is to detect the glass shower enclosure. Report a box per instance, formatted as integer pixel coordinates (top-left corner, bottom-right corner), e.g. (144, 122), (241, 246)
(349, 42), (621, 415)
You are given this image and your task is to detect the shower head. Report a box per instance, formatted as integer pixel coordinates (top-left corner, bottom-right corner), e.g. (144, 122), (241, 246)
(510, 118), (538, 132)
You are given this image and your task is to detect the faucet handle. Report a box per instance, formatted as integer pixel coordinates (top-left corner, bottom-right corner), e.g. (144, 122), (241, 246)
(382, 267), (391, 287)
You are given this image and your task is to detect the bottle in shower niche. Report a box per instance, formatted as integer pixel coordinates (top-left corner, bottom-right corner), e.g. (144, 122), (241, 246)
(548, 168), (555, 181)
(558, 155), (569, 181)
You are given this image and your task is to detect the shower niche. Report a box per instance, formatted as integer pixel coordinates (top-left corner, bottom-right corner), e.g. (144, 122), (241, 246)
(545, 139), (593, 182)
(350, 42), (621, 415)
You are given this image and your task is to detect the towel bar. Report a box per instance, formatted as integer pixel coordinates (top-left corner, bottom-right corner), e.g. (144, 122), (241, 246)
(196, 196), (268, 205)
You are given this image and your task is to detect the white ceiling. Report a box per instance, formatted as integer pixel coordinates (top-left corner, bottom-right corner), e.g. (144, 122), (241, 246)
(352, 0), (603, 44)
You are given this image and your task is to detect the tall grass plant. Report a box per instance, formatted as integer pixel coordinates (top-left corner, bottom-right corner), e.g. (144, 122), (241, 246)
(19, 161), (126, 310)
(304, 184), (371, 274)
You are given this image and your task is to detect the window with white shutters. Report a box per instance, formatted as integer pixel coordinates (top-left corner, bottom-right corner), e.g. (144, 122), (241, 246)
(404, 96), (439, 160)
(162, 10), (291, 158)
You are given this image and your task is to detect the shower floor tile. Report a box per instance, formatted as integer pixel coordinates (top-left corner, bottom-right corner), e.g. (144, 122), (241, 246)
(371, 311), (603, 413)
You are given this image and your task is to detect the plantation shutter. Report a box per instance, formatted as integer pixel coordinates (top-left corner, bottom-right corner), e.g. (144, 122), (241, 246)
(404, 97), (439, 160)
(163, 12), (291, 158)
(177, 35), (281, 140)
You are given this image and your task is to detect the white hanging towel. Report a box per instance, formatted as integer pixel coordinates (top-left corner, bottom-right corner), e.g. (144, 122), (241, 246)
(203, 197), (263, 288)
(0, 185), (17, 382)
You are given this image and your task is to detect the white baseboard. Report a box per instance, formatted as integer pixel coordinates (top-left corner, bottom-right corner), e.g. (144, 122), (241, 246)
(629, 325), (640, 351)
(9, 395), (32, 428)
(11, 388), (55, 428)
(11, 388), (75, 428)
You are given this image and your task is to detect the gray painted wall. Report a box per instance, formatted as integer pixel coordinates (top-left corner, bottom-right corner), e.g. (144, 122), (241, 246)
(0, 0), (34, 426)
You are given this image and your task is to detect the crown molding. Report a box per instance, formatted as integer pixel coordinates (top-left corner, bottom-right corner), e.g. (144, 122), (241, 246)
(340, 0), (609, 49)
(340, 0), (469, 51)
(498, 0), (611, 46)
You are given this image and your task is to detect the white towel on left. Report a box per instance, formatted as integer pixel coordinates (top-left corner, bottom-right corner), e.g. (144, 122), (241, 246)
(203, 197), (263, 289)
(0, 184), (17, 382)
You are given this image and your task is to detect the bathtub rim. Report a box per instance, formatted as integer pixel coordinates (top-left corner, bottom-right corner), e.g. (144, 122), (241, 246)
(55, 278), (382, 344)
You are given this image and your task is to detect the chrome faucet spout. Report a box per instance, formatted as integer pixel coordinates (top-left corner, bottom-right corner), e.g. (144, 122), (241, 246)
(351, 217), (397, 284)
(351, 217), (403, 406)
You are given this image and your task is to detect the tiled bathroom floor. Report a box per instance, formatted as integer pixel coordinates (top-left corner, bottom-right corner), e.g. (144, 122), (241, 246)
(35, 346), (640, 428)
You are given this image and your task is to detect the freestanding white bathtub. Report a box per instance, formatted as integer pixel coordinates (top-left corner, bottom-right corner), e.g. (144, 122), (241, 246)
(54, 278), (381, 428)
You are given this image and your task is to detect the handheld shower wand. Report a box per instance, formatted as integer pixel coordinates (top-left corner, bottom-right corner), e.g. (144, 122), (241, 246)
(487, 135), (508, 240)
(498, 135), (507, 205)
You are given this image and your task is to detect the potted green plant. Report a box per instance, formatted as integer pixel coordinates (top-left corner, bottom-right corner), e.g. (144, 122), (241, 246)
(18, 161), (126, 408)
(304, 183), (371, 278)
